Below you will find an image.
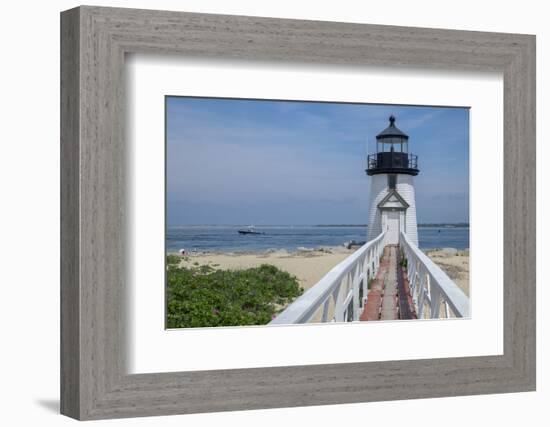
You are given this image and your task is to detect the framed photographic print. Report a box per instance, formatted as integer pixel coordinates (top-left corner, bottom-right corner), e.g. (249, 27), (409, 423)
(61, 6), (535, 420)
(163, 99), (470, 329)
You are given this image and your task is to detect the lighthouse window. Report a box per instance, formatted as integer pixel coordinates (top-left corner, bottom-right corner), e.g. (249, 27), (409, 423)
(388, 174), (397, 189)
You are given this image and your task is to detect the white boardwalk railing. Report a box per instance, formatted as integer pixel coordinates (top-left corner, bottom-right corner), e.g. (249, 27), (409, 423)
(399, 231), (470, 318)
(269, 232), (386, 324)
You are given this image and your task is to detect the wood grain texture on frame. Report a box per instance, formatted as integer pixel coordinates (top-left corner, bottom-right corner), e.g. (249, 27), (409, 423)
(60, 5), (536, 420)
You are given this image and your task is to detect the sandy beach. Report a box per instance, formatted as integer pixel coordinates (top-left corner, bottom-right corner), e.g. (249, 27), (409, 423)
(174, 247), (356, 292)
(171, 246), (469, 297)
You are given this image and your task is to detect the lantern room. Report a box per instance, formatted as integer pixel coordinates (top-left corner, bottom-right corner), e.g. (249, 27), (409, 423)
(366, 115), (419, 176)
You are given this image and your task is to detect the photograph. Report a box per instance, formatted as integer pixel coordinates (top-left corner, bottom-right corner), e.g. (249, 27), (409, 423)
(165, 97), (470, 328)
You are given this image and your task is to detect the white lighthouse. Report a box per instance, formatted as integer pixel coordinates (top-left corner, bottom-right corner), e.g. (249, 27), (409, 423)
(366, 115), (419, 246)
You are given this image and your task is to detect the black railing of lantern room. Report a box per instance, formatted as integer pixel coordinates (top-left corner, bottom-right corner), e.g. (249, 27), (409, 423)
(366, 152), (419, 176)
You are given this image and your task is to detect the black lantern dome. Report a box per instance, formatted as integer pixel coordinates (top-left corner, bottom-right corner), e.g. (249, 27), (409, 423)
(366, 115), (419, 176)
(376, 115), (409, 139)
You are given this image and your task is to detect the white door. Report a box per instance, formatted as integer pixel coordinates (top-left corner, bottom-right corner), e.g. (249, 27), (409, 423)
(385, 210), (400, 244)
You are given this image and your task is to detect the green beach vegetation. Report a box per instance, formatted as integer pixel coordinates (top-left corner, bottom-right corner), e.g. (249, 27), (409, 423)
(166, 260), (303, 328)
(166, 254), (181, 266)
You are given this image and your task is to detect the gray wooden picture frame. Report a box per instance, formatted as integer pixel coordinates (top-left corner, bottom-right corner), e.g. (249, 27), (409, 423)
(60, 5), (536, 420)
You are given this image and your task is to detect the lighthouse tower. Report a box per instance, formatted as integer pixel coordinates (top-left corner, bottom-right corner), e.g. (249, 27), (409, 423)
(366, 115), (420, 246)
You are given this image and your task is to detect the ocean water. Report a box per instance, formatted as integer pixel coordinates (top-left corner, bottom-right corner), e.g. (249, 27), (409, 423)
(166, 225), (469, 253)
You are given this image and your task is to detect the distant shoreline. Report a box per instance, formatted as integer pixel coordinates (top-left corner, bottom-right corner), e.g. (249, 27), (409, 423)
(168, 245), (469, 257)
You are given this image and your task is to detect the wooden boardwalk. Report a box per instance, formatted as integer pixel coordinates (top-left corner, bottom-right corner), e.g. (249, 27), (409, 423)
(360, 244), (416, 321)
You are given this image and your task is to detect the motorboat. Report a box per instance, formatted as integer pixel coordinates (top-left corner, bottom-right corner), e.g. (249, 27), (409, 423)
(238, 226), (264, 235)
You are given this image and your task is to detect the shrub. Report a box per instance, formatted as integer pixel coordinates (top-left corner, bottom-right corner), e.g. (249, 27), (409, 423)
(166, 263), (303, 328)
(166, 254), (180, 266)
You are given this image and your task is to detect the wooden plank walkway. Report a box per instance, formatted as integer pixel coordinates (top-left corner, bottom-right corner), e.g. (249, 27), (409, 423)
(360, 244), (416, 321)
(380, 246), (398, 320)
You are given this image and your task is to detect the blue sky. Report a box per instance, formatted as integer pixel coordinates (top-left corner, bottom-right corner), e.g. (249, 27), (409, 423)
(166, 97), (469, 225)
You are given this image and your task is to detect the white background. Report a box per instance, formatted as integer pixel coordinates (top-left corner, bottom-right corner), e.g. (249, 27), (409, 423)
(0, 1), (546, 426)
(128, 57), (502, 373)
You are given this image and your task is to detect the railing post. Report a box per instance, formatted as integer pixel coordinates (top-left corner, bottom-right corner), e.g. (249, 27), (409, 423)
(418, 274), (426, 319)
(367, 249), (372, 279)
(412, 271), (419, 307)
(444, 301), (450, 319)
(425, 274), (432, 317)
(362, 275), (368, 308)
(352, 265), (361, 321)
(430, 277), (440, 318)
(321, 299), (330, 322)
(333, 283), (344, 322)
